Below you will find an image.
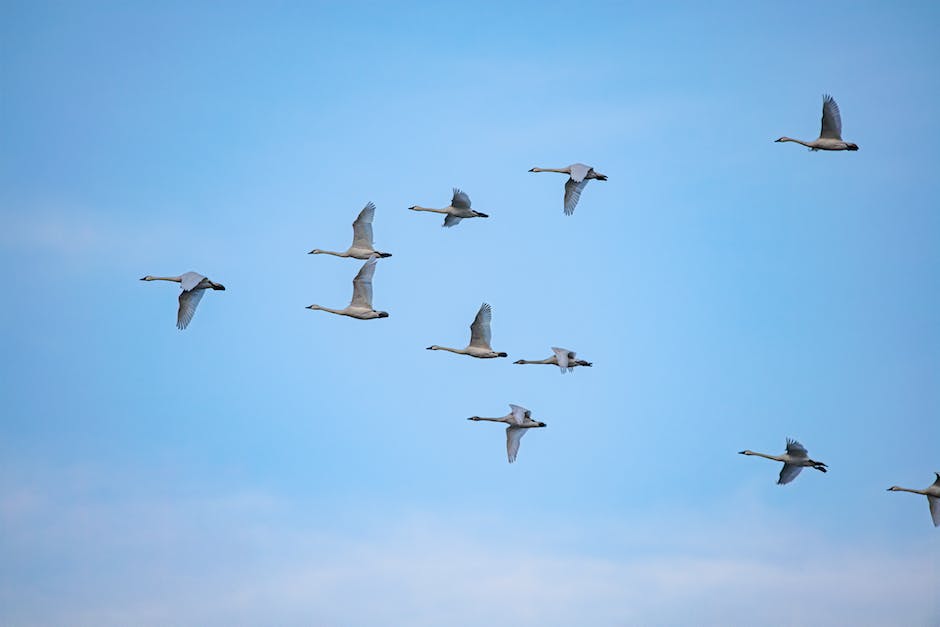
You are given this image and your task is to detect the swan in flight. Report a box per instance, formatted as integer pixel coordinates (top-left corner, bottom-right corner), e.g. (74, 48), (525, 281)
(514, 347), (593, 373)
(140, 271), (225, 330)
(468, 404), (546, 463)
(426, 303), (507, 358)
(887, 473), (940, 527)
(408, 188), (489, 227)
(739, 438), (828, 484)
(308, 202), (392, 259)
(306, 255), (389, 320)
(528, 163), (607, 215)
(775, 94), (859, 151)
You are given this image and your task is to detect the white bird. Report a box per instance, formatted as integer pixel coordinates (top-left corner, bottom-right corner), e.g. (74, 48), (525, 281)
(308, 201), (393, 259)
(426, 303), (507, 358)
(528, 163), (608, 215)
(887, 473), (940, 527)
(306, 255), (389, 320)
(408, 188), (489, 227)
(739, 438), (828, 485)
(775, 94), (859, 151)
(468, 403), (547, 463)
(514, 347), (593, 373)
(140, 271), (225, 330)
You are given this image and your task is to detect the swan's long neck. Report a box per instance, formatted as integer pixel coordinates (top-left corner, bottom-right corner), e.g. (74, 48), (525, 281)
(431, 345), (468, 355)
(889, 486), (928, 496)
(530, 167), (569, 174)
(309, 249), (349, 257)
(516, 358), (555, 365)
(409, 206), (447, 214)
(307, 305), (346, 316)
(776, 137), (814, 148)
(743, 451), (786, 463)
(143, 276), (182, 283)
(468, 416), (507, 424)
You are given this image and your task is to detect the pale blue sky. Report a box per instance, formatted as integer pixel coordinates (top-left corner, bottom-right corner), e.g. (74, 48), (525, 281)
(1, 2), (938, 625)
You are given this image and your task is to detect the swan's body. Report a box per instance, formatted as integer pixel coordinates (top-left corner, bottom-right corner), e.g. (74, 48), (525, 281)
(409, 188), (489, 227)
(739, 438), (828, 485)
(887, 473), (940, 527)
(514, 347), (592, 373)
(775, 94), (859, 151)
(306, 255), (388, 320)
(426, 303), (507, 358)
(528, 163), (607, 215)
(468, 403), (546, 463)
(308, 201), (392, 259)
(140, 271), (225, 330)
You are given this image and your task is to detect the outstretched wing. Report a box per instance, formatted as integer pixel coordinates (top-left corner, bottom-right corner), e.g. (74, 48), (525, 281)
(777, 463), (803, 485)
(177, 288), (205, 329)
(350, 256), (378, 308)
(506, 426), (528, 463)
(819, 94), (843, 140)
(551, 347), (573, 372)
(785, 438), (808, 459)
(564, 178), (589, 215)
(351, 202), (376, 250)
(443, 214), (463, 228)
(929, 496), (940, 527)
(468, 303), (493, 349)
(179, 271), (206, 292)
(508, 404), (530, 425)
(568, 163), (590, 183)
(451, 188), (471, 209)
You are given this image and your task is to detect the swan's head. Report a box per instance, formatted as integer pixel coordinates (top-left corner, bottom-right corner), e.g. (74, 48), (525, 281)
(774, 137), (788, 143)
(528, 167), (538, 172)
(513, 359), (524, 364)
(308, 249), (323, 255)
(467, 416), (480, 421)
(306, 304), (322, 311)
(886, 486), (903, 491)
(140, 275), (155, 281)
(845, 143), (859, 151)
(738, 450), (753, 455)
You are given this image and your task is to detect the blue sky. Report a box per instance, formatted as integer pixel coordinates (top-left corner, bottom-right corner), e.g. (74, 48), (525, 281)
(1, 1), (938, 624)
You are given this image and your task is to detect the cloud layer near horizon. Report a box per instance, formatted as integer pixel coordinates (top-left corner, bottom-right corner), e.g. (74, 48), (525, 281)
(2, 471), (937, 627)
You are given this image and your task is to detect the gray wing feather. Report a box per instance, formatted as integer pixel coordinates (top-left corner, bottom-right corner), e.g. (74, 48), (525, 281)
(443, 214), (463, 227)
(785, 438), (808, 458)
(351, 202), (376, 249)
(350, 256), (377, 308)
(468, 303), (493, 349)
(778, 464), (803, 485)
(929, 496), (940, 527)
(451, 188), (471, 209)
(180, 272), (205, 292)
(177, 288), (205, 329)
(819, 94), (843, 140)
(506, 426), (528, 463)
(564, 178), (589, 215)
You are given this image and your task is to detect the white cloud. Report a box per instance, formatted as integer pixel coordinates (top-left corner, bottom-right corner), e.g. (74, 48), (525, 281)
(1, 481), (937, 627)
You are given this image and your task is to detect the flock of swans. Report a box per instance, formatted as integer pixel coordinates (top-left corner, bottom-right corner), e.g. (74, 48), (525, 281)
(139, 94), (938, 526)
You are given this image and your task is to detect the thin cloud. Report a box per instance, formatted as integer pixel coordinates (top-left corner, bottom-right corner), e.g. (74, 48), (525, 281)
(1, 483), (935, 626)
